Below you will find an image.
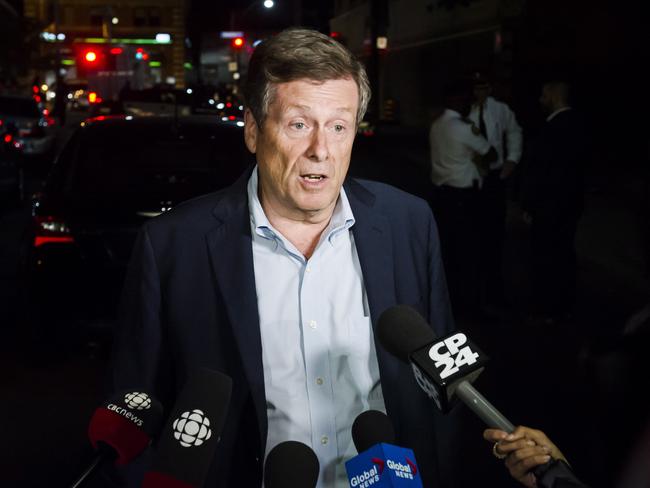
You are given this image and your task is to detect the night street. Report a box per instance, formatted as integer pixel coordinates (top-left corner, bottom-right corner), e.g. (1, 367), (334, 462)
(2, 1), (648, 487)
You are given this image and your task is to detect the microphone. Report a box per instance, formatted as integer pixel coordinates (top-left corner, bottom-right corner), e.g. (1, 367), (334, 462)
(141, 367), (232, 488)
(377, 305), (589, 488)
(263, 441), (320, 488)
(346, 410), (423, 487)
(377, 304), (512, 430)
(70, 390), (164, 488)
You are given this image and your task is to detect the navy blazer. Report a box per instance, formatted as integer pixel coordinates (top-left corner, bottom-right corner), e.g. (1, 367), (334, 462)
(111, 168), (460, 487)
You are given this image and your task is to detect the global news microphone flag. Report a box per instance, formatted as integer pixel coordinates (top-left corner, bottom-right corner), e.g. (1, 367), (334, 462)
(345, 443), (423, 488)
(346, 410), (422, 488)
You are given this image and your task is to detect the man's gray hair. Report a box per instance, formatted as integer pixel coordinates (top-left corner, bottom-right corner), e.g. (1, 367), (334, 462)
(242, 28), (371, 128)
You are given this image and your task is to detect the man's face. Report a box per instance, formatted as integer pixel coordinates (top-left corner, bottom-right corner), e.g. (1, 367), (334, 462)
(473, 85), (490, 105)
(244, 78), (358, 223)
(539, 85), (554, 115)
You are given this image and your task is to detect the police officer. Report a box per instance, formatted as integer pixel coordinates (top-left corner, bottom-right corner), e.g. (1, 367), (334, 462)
(429, 79), (497, 316)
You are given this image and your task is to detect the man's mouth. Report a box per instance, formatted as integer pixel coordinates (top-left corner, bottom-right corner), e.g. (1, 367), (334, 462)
(301, 174), (326, 181)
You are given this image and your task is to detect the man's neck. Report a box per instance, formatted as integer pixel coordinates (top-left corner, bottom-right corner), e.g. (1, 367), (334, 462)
(262, 200), (335, 259)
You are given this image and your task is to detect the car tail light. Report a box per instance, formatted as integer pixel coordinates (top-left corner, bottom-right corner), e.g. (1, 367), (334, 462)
(3, 134), (11, 143)
(33, 216), (75, 247)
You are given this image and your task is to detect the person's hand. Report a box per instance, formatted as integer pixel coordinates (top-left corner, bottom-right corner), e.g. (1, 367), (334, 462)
(500, 160), (517, 179)
(484, 426), (567, 488)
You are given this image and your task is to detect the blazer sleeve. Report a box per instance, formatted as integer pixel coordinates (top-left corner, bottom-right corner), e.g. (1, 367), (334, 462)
(110, 225), (174, 408)
(426, 208), (456, 337)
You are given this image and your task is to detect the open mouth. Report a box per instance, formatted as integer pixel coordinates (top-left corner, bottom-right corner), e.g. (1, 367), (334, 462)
(301, 174), (326, 181)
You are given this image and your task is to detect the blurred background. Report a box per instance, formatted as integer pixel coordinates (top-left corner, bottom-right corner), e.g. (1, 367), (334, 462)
(1, 0), (648, 487)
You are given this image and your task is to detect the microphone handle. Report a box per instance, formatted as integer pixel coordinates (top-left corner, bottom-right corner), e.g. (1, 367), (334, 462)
(69, 444), (116, 488)
(454, 382), (587, 486)
(455, 380), (515, 432)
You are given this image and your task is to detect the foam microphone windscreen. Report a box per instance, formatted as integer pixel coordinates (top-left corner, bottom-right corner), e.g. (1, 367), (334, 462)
(377, 305), (437, 361)
(351, 410), (396, 453)
(142, 367), (232, 488)
(88, 390), (163, 465)
(264, 441), (320, 488)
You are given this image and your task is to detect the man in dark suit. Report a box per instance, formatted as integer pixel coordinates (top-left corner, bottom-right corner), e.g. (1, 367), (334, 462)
(111, 28), (460, 487)
(523, 80), (590, 324)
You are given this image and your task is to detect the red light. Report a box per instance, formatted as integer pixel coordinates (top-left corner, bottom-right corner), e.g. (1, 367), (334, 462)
(228, 115), (236, 120)
(142, 53), (149, 60)
(226, 102), (232, 108)
(330, 32), (341, 38)
(232, 37), (244, 48)
(32, 86), (39, 94)
(43, 108), (49, 116)
(85, 50), (98, 63)
(110, 47), (123, 55)
(34, 236), (75, 247)
(4, 134), (12, 143)
(33, 216), (74, 247)
(34, 95), (42, 103)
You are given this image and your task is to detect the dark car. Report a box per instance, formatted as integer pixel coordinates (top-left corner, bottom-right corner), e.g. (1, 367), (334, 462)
(19, 114), (250, 338)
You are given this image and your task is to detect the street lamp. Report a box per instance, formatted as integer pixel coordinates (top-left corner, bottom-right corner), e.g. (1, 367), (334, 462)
(263, 0), (274, 8)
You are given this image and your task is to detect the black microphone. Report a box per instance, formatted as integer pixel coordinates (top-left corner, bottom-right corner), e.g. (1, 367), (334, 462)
(352, 410), (396, 452)
(70, 390), (164, 488)
(377, 304), (512, 430)
(346, 409), (423, 487)
(141, 367), (232, 488)
(377, 305), (590, 488)
(263, 441), (320, 488)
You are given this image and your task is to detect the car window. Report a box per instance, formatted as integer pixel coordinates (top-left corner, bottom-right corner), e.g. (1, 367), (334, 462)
(0, 97), (41, 118)
(63, 122), (248, 199)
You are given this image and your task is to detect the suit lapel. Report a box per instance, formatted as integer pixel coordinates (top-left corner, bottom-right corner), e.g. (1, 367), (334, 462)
(204, 173), (268, 448)
(345, 179), (401, 407)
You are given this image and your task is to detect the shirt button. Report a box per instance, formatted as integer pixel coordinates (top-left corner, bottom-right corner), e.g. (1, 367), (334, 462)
(306, 266), (312, 273)
(316, 377), (323, 385)
(309, 320), (317, 329)
(321, 435), (329, 445)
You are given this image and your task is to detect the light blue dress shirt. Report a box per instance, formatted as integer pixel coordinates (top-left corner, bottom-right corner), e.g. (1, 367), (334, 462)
(247, 167), (386, 487)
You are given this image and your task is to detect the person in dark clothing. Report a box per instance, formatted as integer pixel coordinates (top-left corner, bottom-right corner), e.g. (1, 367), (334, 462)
(523, 81), (590, 323)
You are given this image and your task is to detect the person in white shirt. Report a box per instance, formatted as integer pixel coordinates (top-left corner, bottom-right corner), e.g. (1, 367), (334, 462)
(468, 73), (523, 315)
(429, 80), (497, 316)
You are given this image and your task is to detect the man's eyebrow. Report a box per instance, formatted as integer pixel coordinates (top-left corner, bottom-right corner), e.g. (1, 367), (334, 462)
(285, 104), (355, 115)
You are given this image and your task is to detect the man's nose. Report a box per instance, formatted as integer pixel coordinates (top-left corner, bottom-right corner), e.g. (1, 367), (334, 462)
(306, 128), (329, 162)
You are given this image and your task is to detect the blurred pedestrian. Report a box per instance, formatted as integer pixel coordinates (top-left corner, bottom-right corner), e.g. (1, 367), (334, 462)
(523, 80), (589, 324)
(468, 73), (523, 315)
(429, 79), (497, 317)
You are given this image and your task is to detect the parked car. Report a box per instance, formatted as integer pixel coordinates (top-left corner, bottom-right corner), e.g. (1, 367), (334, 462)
(19, 114), (251, 337)
(0, 94), (55, 157)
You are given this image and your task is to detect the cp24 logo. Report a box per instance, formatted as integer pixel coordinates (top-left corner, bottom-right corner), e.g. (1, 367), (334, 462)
(428, 333), (479, 380)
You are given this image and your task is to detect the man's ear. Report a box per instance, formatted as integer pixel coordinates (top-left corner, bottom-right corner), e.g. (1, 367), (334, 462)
(244, 109), (258, 154)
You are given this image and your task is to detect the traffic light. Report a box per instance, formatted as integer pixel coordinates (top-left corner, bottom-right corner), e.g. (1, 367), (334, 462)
(84, 50), (98, 63)
(231, 37), (245, 49)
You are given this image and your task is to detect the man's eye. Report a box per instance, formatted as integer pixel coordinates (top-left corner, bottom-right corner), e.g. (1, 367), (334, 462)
(334, 124), (345, 132)
(293, 122), (306, 130)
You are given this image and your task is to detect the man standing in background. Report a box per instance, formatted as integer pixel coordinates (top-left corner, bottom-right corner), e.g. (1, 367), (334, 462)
(468, 73), (523, 316)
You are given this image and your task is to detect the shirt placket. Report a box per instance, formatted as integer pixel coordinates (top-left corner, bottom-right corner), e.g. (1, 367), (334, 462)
(299, 251), (337, 482)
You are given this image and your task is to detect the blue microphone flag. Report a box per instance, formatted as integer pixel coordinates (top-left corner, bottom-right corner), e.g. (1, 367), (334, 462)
(345, 443), (423, 488)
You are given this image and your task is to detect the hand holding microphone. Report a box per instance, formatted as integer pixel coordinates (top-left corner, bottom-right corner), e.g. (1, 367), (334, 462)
(377, 305), (589, 488)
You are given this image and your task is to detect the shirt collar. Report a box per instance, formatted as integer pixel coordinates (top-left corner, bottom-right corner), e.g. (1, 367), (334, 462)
(247, 165), (355, 245)
(546, 106), (572, 122)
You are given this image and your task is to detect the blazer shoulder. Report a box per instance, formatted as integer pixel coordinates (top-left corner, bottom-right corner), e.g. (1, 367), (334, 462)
(348, 178), (432, 218)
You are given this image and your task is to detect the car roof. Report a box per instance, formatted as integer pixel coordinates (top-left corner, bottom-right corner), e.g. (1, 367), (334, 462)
(79, 114), (245, 130)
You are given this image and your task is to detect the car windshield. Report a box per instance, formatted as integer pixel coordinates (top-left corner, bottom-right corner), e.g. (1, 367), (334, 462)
(63, 121), (247, 199)
(0, 97), (41, 118)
